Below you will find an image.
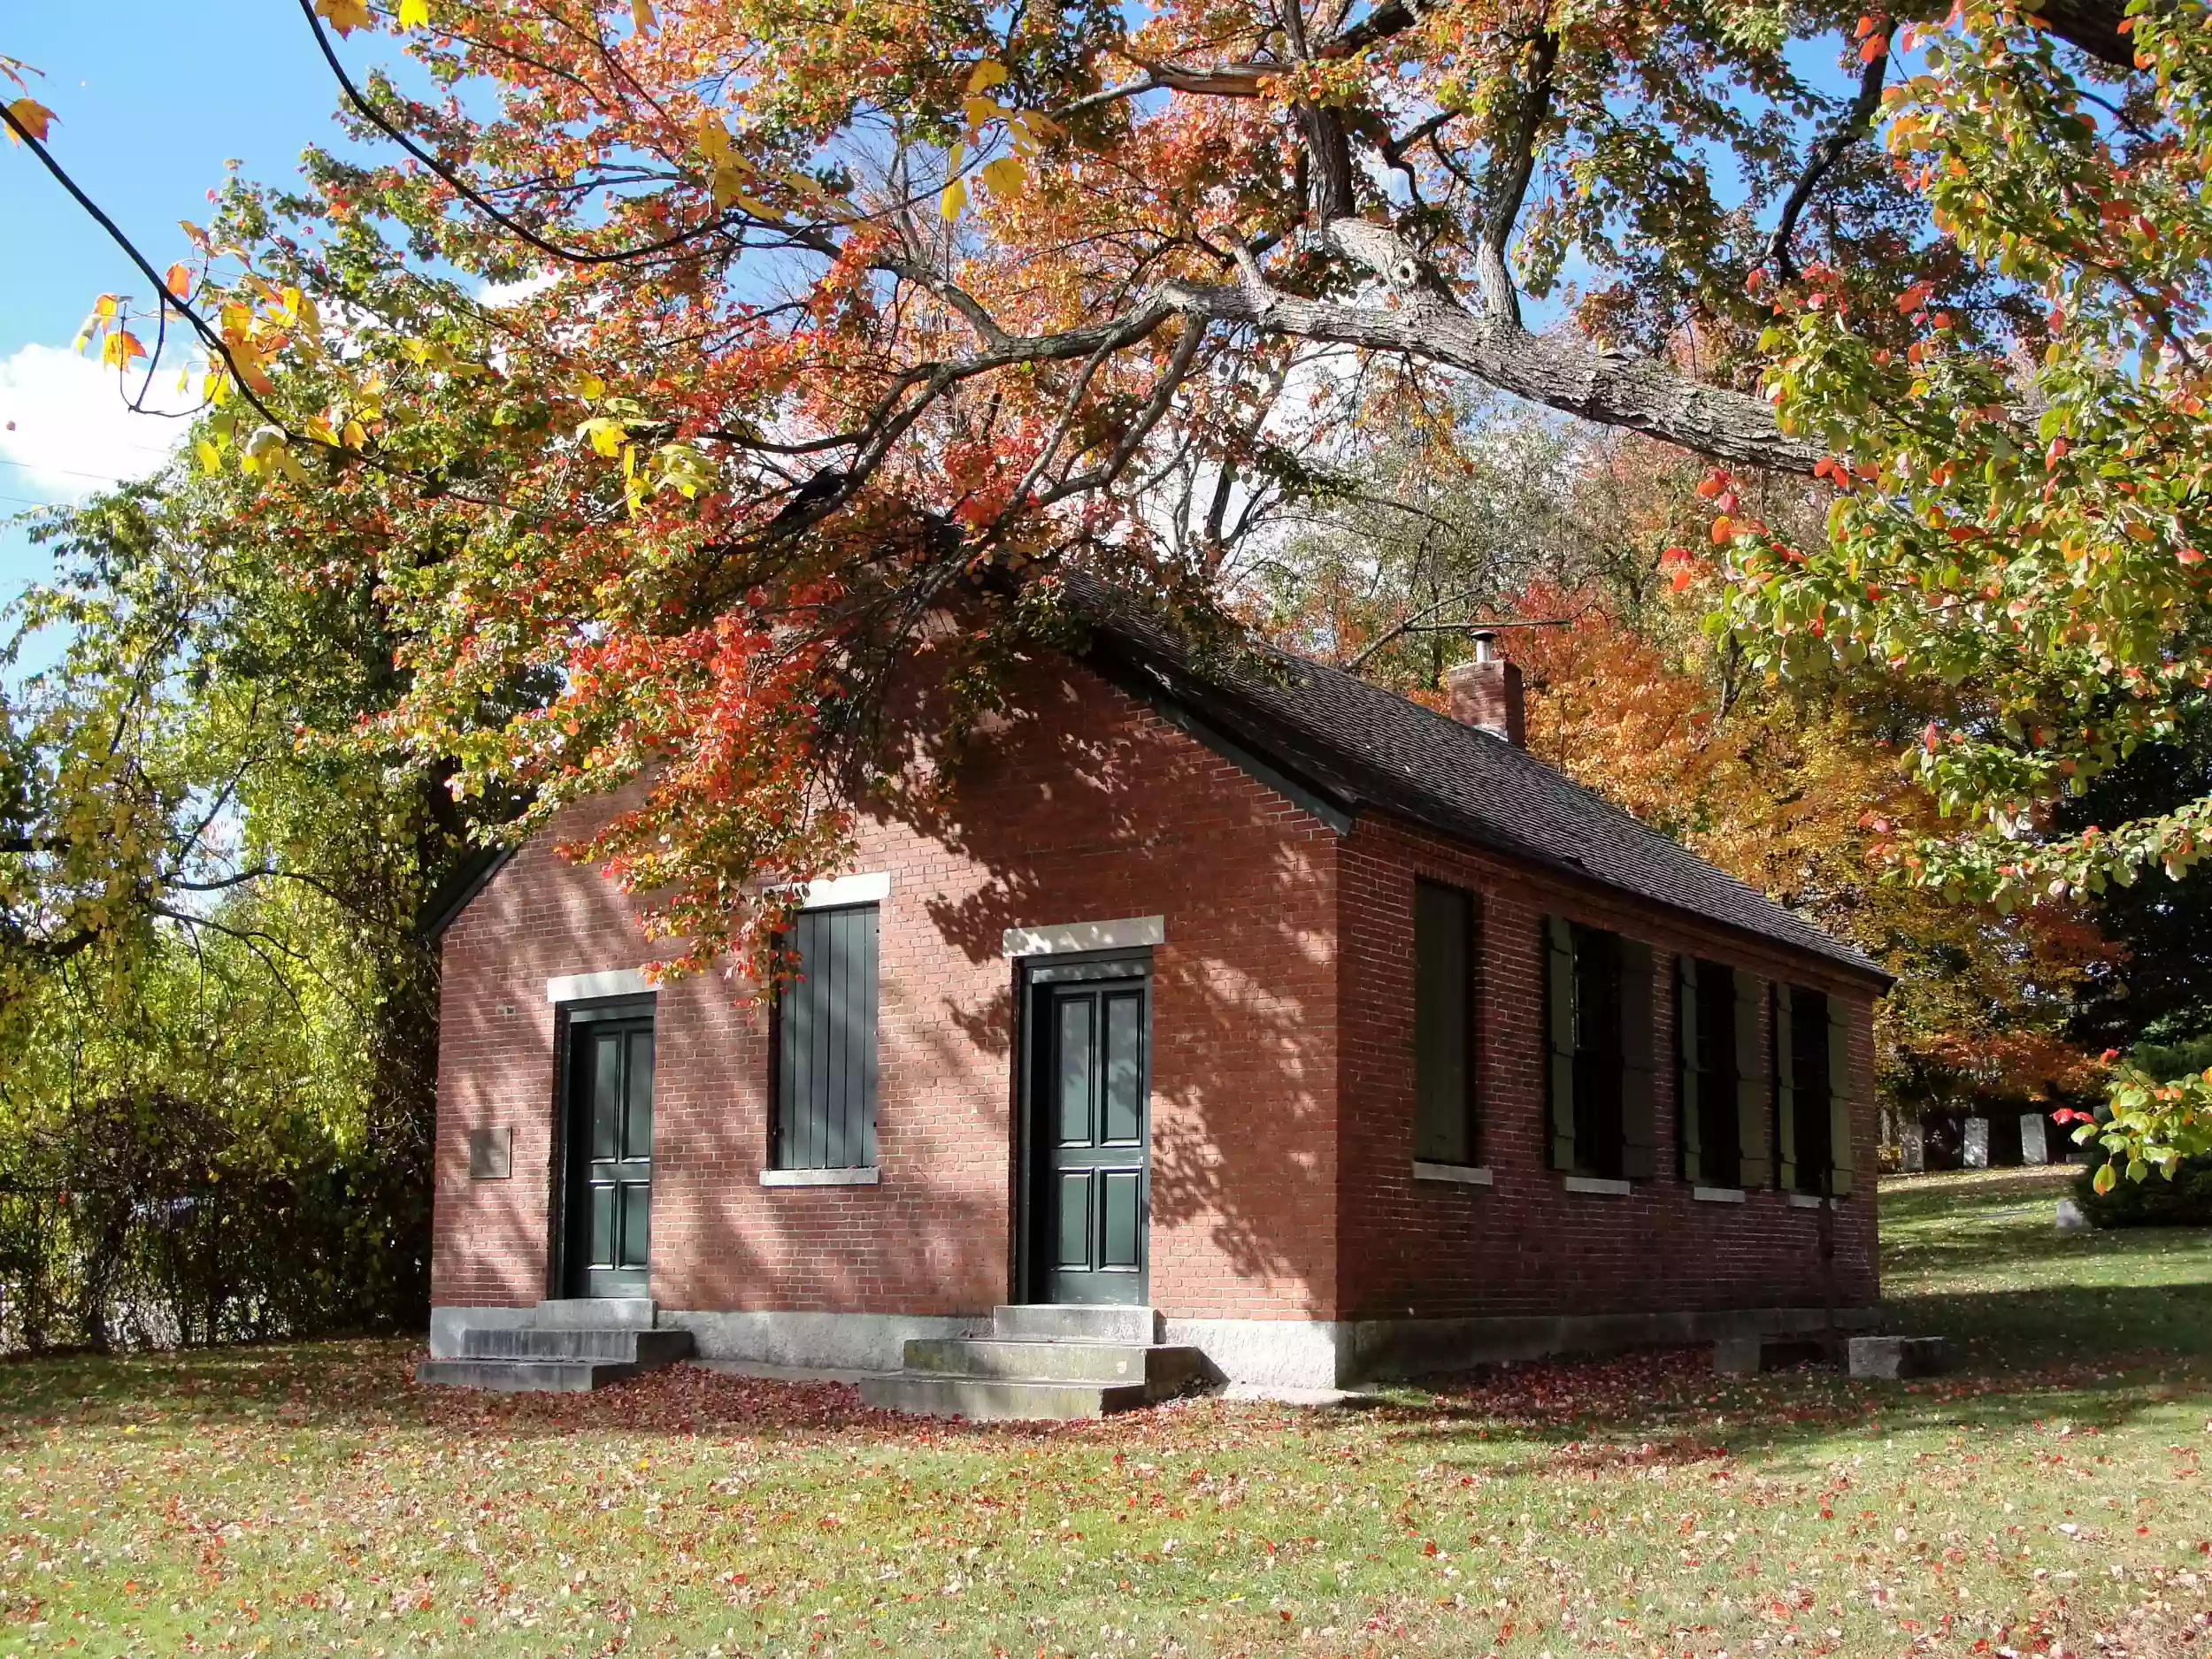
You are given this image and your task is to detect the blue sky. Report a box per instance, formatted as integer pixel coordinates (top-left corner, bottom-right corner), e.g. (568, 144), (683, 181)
(1, 2), (358, 626)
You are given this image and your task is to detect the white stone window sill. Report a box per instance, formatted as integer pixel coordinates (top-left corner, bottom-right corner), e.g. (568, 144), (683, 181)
(1563, 1175), (1632, 1196)
(760, 1166), (880, 1187)
(1412, 1162), (1494, 1187)
(1694, 1186), (1747, 1204)
(1787, 1192), (1841, 1209)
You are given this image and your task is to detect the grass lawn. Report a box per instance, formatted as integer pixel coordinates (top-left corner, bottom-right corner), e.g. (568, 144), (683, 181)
(4, 1174), (2211, 1657)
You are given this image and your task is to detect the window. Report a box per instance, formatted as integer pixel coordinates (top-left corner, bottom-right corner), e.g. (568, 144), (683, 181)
(1774, 984), (1857, 1196)
(1676, 957), (1743, 1188)
(773, 902), (879, 1170)
(1543, 917), (1657, 1180)
(1412, 880), (1478, 1165)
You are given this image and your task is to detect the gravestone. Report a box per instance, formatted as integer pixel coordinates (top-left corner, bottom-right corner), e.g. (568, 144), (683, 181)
(1901, 1122), (1925, 1172)
(2055, 1197), (2090, 1232)
(2019, 1112), (2049, 1165)
(1963, 1117), (1990, 1170)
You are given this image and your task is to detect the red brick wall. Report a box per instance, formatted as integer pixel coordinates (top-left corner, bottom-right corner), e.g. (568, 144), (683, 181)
(431, 655), (1342, 1321)
(1333, 813), (1881, 1323)
(433, 651), (1884, 1331)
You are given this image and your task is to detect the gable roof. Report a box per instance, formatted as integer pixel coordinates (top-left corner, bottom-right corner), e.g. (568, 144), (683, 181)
(1067, 584), (1888, 984)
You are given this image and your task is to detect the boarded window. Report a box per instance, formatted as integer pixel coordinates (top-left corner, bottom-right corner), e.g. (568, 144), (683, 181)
(1774, 983), (1834, 1194)
(1412, 880), (1477, 1165)
(774, 903), (880, 1170)
(1545, 919), (1656, 1179)
(1677, 958), (1742, 1188)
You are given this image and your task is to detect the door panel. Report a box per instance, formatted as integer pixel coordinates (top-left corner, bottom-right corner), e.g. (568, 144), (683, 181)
(1030, 974), (1148, 1304)
(565, 1013), (654, 1297)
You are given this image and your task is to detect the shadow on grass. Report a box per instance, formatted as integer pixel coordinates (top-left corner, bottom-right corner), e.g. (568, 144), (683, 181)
(1887, 1278), (2212, 1359)
(0, 1339), (1112, 1448)
(1372, 1339), (2212, 1479)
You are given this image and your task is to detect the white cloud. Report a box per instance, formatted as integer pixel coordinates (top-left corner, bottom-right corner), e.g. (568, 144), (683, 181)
(480, 271), (558, 308)
(0, 342), (196, 508)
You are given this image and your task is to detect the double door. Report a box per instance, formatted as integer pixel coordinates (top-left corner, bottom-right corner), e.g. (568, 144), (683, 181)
(563, 1010), (654, 1297)
(1028, 970), (1149, 1304)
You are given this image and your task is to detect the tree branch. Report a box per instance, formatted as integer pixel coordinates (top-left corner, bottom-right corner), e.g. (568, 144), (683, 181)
(1475, 30), (1557, 324)
(1164, 239), (1823, 472)
(1764, 40), (1889, 282)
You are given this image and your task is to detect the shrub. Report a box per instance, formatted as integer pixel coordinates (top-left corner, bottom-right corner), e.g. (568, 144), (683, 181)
(2073, 1153), (2212, 1228)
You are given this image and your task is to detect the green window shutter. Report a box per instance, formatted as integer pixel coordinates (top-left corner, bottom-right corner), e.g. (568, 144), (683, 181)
(1826, 995), (1857, 1197)
(775, 902), (880, 1170)
(1733, 969), (1773, 1189)
(1677, 956), (1703, 1185)
(1617, 939), (1657, 1179)
(1412, 881), (1476, 1165)
(1773, 982), (1798, 1192)
(1544, 914), (1578, 1171)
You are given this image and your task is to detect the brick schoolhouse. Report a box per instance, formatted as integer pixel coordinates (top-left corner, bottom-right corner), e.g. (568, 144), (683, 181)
(424, 593), (1890, 1398)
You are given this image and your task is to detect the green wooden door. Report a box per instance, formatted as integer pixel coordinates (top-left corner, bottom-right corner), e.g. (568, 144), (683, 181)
(1031, 976), (1148, 1305)
(565, 1014), (654, 1297)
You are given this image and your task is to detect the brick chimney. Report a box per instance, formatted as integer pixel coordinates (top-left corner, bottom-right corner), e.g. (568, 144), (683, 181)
(1442, 630), (1525, 747)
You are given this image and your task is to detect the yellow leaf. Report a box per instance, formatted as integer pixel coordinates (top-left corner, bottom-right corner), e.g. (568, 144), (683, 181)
(313, 0), (374, 36)
(4, 98), (56, 144)
(195, 440), (222, 475)
(728, 188), (785, 222)
(980, 155), (1025, 196)
(101, 330), (147, 369)
(631, 0), (656, 33)
(939, 178), (968, 220)
(397, 0), (430, 26)
(94, 294), (119, 319)
(964, 96), (1008, 128)
(165, 262), (192, 299)
(696, 112), (732, 160)
(342, 419), (367, 449)
(965, 59), (1009, 93)
(573, 371), (606, 399)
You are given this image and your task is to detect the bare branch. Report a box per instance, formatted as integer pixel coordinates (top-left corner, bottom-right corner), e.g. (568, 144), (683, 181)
(1764, 40), (1889, 282)
(1475, 30), (1558, 324)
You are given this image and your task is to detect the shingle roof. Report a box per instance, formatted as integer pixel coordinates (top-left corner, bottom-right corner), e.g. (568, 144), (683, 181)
(1068, 584), (1887, 982)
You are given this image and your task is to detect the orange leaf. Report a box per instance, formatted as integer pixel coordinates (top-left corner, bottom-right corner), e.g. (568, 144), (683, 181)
(165, 262), (193, 299)
(4, 97), (55, 143)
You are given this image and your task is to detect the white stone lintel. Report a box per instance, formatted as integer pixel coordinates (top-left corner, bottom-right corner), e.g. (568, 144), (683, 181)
(1693, 1186), (1747, 1204)
(760, 1165), (881, 1187)
(546, 967), (656, 1004)
(1563, 1175), (1632, 1196)
(780, 872), (890, 910)
(1412, 1162), (1494, 1187)
(1002, 915), (1165, 957)
(1787, 1192), (1837, 1210)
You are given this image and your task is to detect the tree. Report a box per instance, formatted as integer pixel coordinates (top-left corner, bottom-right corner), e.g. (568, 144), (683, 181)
(2, 0), (2193, 1173)
(0, 476), (493, 1341)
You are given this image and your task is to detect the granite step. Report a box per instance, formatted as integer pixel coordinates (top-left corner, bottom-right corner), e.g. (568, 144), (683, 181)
(457, 1326), (695, 1364)
(858, 1372), (1153, 1422)
(419, 1300), (693, 1392)
(416, 1357), (649, 1392)
(902, 1337), (1203, 1390)
(989, 1303), (1164, 1344)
